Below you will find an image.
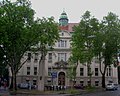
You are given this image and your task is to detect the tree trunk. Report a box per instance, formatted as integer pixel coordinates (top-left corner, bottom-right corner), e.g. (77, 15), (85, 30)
(12, 71), (17, 91)
(102, 74), (106, 88)
(15, 73), (17, 90)
(117, 66), (120, 84)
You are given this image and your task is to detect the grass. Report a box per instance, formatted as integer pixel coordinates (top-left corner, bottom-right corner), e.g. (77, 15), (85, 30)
(9, 86), (101, 95)
(85, 86), (99, 93)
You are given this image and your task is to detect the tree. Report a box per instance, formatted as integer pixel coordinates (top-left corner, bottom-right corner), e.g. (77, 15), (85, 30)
(0, 46), (8, 78)
(0, 0), (38, 91)
(33, 17), (59, 91)
(71, 11), (99, 87)
(66, 56), (78, 89)
(93, 12), (120, 88)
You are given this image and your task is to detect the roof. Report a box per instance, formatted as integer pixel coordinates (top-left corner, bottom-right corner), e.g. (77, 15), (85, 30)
(59, 10), (68, 19)
(68, 23), (79, 32)
(59, 23), (79, 32)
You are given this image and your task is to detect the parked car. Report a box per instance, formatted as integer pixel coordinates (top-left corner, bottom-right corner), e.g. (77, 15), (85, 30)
(114, 84), (118, 90)
(74, 84), (85, 89)
(17, 83), (36, 89)
(17, 83), (29, 89)
(106, 83), (116, 91)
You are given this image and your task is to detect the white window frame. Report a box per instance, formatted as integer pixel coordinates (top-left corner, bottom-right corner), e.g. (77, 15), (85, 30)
(58, 53), (67, 61)
(58, 40), (67, 47)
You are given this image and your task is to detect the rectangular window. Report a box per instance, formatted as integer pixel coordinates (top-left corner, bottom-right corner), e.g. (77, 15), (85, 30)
(87, 81), (91, 86)
(95, 81), (99, 86)
(34, 67), (37, 75)
(27, 67), (30, 75)
(80, 81), (84, 86)
(80, 68), (84, 76)
(48, 67), (51, 76)
(95, 68), (98, 76)
(47, 80), (51, 85)
(27, 53), (31, 61)
(109, 67), (111, 76)
(106, 66), (112, 76)
(33, 80), (37, 85)
(106, 68), (109, 76)
(48, 53), (52, 62)
(34, 53), (38, 62)
(58, 40), (67, 47)
(58, 53), (67, 61)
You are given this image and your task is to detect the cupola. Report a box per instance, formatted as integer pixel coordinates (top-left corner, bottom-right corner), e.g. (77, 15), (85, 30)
(59, 10), (69, 26)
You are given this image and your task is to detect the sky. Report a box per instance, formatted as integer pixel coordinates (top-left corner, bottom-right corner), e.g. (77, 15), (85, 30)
(5, 0), (120, 23)
(30, 0), (120, 23)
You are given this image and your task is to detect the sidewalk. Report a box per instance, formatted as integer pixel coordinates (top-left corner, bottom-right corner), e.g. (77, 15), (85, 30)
(0, 87), (10, 96)
(0, 87), (105, 96)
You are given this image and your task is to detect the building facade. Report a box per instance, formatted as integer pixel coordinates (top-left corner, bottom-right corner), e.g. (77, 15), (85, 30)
(16, 11), (118, 88)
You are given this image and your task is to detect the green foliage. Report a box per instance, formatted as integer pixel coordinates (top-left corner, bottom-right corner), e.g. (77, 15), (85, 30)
(34, 17), (59, 51)
(102, 12), (120, 65)
(71, 10), (99, 64)
(0, 0), (59, 90)
(93, 12), (120, 88)
(0, 0), (36, 73)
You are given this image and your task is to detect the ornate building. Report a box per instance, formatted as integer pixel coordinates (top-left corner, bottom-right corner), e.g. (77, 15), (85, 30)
(16, 11), (118, 88)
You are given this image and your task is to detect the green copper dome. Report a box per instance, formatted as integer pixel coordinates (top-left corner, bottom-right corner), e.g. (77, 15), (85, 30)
(60, 11), (68, 19)
(59, 10), (69, 26)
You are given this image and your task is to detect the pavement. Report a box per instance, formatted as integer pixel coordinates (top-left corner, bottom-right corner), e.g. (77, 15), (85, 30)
(0, 87), (105, 96)
(0, 86), (10, 96)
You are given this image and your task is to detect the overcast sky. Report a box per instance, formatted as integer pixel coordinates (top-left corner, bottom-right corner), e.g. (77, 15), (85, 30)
(30, 0), (120, 23)
(8, 0), (120, 22)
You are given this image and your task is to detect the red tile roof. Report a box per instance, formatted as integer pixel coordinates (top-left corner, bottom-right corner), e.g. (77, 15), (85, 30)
(68, 23), (79, 32)
(59, 23), (79, 32)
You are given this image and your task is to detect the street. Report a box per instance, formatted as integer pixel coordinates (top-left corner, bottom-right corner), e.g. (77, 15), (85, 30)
(78, 86), (120, 96)
(0, 86), (120, 96)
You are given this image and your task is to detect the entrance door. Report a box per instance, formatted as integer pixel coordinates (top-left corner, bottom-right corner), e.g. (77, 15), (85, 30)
(58, 72), (65, 86)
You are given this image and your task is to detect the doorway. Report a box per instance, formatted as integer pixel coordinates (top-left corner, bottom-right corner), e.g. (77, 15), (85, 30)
(58, 72), (65, 86)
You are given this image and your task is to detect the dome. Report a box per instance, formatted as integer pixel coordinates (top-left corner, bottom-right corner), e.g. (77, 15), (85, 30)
(59, 10), (69, 26)
(59, 11), (68, 19)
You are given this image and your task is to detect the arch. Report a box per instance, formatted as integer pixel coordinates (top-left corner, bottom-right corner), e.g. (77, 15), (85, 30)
(58, 72), (65, 86)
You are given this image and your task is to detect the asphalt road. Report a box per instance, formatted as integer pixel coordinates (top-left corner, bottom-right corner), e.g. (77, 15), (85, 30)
(0, 86), (120, 96)
(78, 86), (120, 96)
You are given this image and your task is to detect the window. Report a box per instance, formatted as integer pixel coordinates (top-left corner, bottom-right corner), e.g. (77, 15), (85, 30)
(48, 53), (52, 62)
(58, 53), (67, 61)
(95, 68), (98, 76)
(61, 33), (64, 36)
(34, 67), (37, 75)
(106, 66), (112, 76)
(95, 81), (99, 86)
(47, 80), (51, 85)
(33, 80), (37, 85)
(34, 53), (38, 62)
(27, 67), (30, 75)
(106, 68), (109, 76)
(80, 68), (84, 76)
(58, 40), (67, 47)
(27, 53), (31, 61)
(26, 80), (29, 83)
(80, 81), (84, 86)
(48, 67), (51, 76)
(109, 66), (112, 76)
